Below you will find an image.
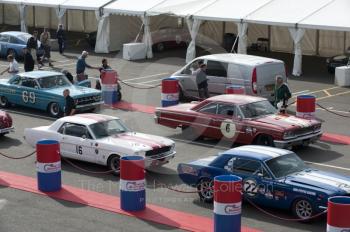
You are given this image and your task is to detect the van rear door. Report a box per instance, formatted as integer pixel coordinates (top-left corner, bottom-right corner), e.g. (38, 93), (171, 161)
(256, 62), (286, 101)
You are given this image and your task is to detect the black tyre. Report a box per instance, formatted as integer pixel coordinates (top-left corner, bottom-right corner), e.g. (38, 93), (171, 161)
(107, 154), (121, 176)
(0, 96), (10, 108)
(117, 90), (122, 101)
(197, 178), (214, 203)
(48, 102), (62, 118)
(292, 198), (314, 221)
(156, 42), (165, 52)
(255, 134), (275, 147)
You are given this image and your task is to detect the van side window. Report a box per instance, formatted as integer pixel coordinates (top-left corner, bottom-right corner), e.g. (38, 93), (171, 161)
(182, 59), (204, 75)
(206, 61), (228, 77)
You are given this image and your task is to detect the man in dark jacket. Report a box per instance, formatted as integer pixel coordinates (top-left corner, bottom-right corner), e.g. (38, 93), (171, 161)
(26, 30), (42, 69)
(23, 47), (34, 72)
(273, 75), (291, 113)
(195, 63), (209, 100)
(56, 24), (65, 54)
(63, 89), (76, 116)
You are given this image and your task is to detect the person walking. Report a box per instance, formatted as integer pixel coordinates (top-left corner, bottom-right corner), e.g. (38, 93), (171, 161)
(96, 58), (112, 90)
(23, 47), (34, 72)
(56, 24), (65, 55)
(273, 75), (291, 113)
(0, 55), (19, 76)
(76, 51), (98, 82)
(63, 89), (76, 116)
(27, 30), (43, 69)
(195, 63), (209, 100)
(40, 28), (53, 67)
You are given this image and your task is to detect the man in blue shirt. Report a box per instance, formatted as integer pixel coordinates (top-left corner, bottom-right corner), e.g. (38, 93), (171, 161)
(76, 51), (98, 81)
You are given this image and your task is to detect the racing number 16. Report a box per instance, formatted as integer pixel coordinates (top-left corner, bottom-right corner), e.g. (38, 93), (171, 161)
(76, 145), (83, 155)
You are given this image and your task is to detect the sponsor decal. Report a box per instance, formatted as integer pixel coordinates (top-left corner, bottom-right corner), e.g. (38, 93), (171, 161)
(36, 161), (61, 174)
(126, 181), (145, 191)
(338, 183), (350, 193)
(181, 165), (198, 176)
(293, 188), (316, 196)
(220, 119), (236, 139)
(0, 88), (15, 94)
(225, 204), (241, 215)
(274, 190), (285, 197)
(214, 202), (241, 216)
(283, 116), (312, 128)
(161, 93), (179, 101)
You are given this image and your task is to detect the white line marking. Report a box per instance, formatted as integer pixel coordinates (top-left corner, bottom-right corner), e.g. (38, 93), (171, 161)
(0, 199), (7, 210)
(126, 78), (163, 85)
(316, 107), (350, 114)
(124, 73), (169, 81)
(292, 90), (309, 95)
(305, 161), (350, 172)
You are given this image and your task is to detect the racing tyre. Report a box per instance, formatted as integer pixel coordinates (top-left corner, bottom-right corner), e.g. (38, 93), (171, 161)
(107, 154), (121, 176)
(255, 135), (274, 147)
(0, 96), (10, 108)
(48, 102), (62, 118)
(197, 178), (214, 203)
(292, 198), (314, 221)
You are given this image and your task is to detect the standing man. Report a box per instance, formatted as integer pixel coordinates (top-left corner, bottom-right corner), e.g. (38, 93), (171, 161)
(0, 55), (19, 76)
(56, 24), (65, 55)
(76, 51), (98, 82)
(27, 30), (42, 69)
(23, 47), (34, 72)
(40, 28), (53, 67)
(63, 89), (76, 116)
(273, 75), (291, 113)
(195, 63), (209, 100)
(96, 58), (112, 89)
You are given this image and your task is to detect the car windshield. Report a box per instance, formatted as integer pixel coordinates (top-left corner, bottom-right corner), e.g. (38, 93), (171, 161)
(89, 119), (129, 139)
(38, 75), (71, 89)
(266, 153), (308, 178)
(239, 100), (277, 118)
(17, 34), (31, 42)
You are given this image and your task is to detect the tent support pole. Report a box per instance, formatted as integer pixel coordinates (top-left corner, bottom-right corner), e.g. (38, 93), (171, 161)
(316, 30), (319, 56)
(222, 21), (226, 46)
(83, 10), (86, 32)
(268, 25), (271, 52)
(344, 31), (347, 53)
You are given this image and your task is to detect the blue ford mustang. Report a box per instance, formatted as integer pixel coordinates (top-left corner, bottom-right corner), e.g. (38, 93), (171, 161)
(0, 71), (102, 117)
(0, 31), (39, 59)
(178, 145), (350, 220)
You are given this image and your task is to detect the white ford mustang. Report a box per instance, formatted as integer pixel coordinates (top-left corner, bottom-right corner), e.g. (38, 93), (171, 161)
(24, 114), (176, 174)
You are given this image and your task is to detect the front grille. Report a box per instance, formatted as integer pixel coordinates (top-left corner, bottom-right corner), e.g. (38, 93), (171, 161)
(76, 95), (101, 105)
(0, 118), (10, 129)
(146, 146), (172, 157)
(294, 127), (314, 137)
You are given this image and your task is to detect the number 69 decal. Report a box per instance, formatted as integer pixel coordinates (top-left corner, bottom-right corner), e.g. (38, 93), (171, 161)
(22, 91), (36, 103)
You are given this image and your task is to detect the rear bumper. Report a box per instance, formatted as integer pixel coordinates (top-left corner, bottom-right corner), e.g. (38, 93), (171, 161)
(145, 151), (176, 167)
(0, 126), (14, 134)
(274, 131), (322, 148)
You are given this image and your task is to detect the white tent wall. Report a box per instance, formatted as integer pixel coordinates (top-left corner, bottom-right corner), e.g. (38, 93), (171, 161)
(198, 21), (224, 49)
(67, 10), (84, 31)
(84, 11), (98, 33)
(301, 29), (317, 55)
(108, 14), (142, 52)
(149, 15), (179, 31)
(0, 4), (3, 24)
(34, 6), (50, 28)
(4, 4), (19, 25)
(25, 6), (34, 27)
(318, 30), (345, 57)
(270, 26), (293, 53)
(247, 24), (268, 46)
(345, 32), (350, 51)
(224, 22), (237, 34)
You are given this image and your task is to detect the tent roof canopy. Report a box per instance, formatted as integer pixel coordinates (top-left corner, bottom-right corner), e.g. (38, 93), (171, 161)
(0, 0), (63, 8)
(103, 0), (165, 16)
(60, 0), (113, 11)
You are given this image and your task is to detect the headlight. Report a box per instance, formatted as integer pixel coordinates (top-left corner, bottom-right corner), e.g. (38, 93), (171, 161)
(313, 124), (322, 132)
(134, 151), (146, 156)
(283, 131), (295, 139)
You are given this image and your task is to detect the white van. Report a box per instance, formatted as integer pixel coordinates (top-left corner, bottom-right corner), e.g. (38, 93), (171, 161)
(172, 53), (287, 102)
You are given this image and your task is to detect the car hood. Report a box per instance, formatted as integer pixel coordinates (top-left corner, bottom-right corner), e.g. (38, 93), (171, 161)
(189, 156), (218, 167)
(41, 86), (101, 97)
(252, 114), (319, 130)
(285, 170), (350, 194)
(98, 132), (174, 152)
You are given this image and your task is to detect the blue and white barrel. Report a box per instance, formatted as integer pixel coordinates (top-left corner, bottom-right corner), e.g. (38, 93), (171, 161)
(214, 175), (242, 232)
(36, 140), (61, 192)
(120, 156), (146, 211)
(102, 84), (119, 105)
(161, 77), (179, 107)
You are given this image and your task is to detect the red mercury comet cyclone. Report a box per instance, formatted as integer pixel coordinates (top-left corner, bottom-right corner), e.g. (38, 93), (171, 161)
(154, 95), (322, 149)
(0, 110), (13, 137)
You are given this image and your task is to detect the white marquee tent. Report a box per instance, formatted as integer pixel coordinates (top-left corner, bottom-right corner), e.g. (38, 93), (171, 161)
(2, 0), (350, 75)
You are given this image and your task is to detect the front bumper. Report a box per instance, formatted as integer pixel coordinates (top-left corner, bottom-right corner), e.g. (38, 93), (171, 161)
(76, 101), (104, 110)
(145, 151), (176, 168)
(0, 126), (14, 134)
(274, 131), (322, 149)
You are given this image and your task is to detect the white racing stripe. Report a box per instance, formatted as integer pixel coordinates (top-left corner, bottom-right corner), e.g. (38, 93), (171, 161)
(305, 161), (350, 172)
(298, 173), (350, 193)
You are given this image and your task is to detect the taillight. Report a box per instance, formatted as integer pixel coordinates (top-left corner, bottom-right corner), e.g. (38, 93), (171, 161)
(251, 68), (257, 94)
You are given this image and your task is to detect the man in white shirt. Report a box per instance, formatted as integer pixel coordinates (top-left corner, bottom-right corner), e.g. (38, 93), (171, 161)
(0, 55), (19, 76)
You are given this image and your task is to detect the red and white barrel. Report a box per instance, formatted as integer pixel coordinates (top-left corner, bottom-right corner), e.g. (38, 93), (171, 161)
(101, 70), (118, 85)
(36, 140), (61, 192)
(296, 95), (316, 119)
(120, 156), (146, 211)
(161, 77), (179, 107)
(327, 196), (350, 232)
(214, 175), (242, 232)
(225, 85), (245, 94)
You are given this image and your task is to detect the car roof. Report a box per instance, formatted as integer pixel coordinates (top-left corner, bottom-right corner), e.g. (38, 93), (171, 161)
(206, 94), (266, 105)
(223, 145), (293, 161)
(59, 114), (119, 126)
(196, 53), (283, 66)
(1, 31), (30, 36)
(18, 71), (63, 79)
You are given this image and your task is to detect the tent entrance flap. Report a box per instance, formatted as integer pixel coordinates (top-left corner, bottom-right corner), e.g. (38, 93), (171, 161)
(95, 11), (110, 53)
(186, 17), (201, 64)
(289, 27), (305, 76)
